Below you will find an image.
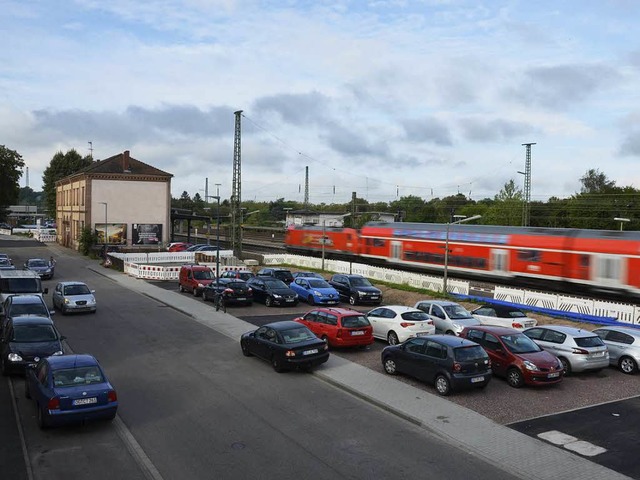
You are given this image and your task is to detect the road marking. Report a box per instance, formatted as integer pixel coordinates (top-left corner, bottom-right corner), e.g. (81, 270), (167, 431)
(538, 430), (607, 457)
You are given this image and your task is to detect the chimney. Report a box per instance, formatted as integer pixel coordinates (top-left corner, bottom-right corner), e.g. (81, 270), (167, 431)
(123, 150), (130, 172)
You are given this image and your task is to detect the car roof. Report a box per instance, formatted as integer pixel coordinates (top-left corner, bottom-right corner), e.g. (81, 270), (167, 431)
(428, 334), (480, 348)
(477, 304), (524, 313)
(375, 305), (423, 314)
(11, 316), (54, 326)
(56, 281), (88, 287)
(418, 300), (460, 307)
(308, 307), (363, 316)
(265, 320), (308, 331)
(464, 325), (522, 335)
(7, 295), (45, 304)
(47, 354), (99, 369)
(530, 325), (597, 337)
(595, 325), (640, 336)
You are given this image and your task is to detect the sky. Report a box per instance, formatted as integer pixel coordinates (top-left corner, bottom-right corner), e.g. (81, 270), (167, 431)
(2, 0), (640, 206)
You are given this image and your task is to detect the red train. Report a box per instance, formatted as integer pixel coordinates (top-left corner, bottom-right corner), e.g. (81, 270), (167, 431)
(285, 223), (640, 296)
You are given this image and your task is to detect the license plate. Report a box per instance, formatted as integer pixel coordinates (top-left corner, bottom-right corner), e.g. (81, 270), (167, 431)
(370, 296), (379, 300)
(286, 298), (294, 302)
(73, 397), (97, 406)
(591, 351), (605, 357)
(416, 332), (430, 337)
(303, 349), (318, 355)
(471, 376), (484, 383)
(548, 372), (560, 378)
(236, 297), (246, 301)
(351, 331), (365, 336)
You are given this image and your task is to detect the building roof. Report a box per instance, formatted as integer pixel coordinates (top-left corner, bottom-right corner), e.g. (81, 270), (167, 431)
(82, 150), (173, 177)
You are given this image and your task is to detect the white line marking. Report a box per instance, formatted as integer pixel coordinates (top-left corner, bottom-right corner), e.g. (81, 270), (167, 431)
(538, 430), (607, 457)
(537, 430), (578, 445)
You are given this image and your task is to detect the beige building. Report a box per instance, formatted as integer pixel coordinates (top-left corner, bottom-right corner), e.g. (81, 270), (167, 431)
(56, 150), (173, 250)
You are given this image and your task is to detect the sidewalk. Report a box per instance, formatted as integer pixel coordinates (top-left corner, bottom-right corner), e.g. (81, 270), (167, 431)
(90, 264), (632, 480)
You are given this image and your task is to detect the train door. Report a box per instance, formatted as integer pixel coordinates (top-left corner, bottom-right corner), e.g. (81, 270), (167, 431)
(390, 241), (402, 263)
(592, 254), (625, 288)
(490, 249), (509, 276)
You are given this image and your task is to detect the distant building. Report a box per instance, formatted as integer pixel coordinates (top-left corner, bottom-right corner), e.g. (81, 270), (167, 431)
(284, 210), (397, 228)
(55, 150), (173, 250)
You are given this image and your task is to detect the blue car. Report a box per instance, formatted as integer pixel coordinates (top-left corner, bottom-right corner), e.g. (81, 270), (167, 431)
(25, 354), (118, 428)
(290, 277), (340, 306)
(24, 258), (54, 279)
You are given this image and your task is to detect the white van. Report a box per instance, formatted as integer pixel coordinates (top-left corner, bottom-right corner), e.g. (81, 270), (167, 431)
(0, 270), (49, 313)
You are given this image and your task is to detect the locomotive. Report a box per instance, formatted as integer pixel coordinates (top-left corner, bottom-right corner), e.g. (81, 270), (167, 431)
(285, 222), (640, 297)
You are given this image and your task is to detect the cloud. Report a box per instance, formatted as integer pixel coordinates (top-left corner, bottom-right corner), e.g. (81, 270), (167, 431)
(618, 130), (640, 157)
(402, 117), (453, 146)
(459, 117), (537, 142)
(253, 92), (331, 126)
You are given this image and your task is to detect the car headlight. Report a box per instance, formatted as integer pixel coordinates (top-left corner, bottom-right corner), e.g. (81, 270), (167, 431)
(358, 291), (365, 296)
(88, 297), (96, 304)
(523, 360), (540, 371)
(273, 294), (282, 299)
(197, 283), (204, 288)
(313, 290), (321, 296)
(557, 358), (564, 369)
(52, 351), (63, 356)
(8, 353), (23, 362)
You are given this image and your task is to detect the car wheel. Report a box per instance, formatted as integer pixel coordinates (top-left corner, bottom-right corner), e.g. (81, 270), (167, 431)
(271, 356), (285, 373)
(240, 340), (252, 357)
(619, 356), (638, 375)
(192, 288), (198, 297)
(24, 378), (31, 399)
(37, 406), (49, 429)
(307, 295), (315, 305)
(506, 368), (525, 388)
(387, 331), (399, 345)
(61, 305), (68, 315)
(435, 374), (451, 396)
(383, 358), (397, 375)
(349, 294), (357, 306)
(445, 330), (455, 335)
(559, 357), (571, 375)
(179, 284), (184, 293)
(265, 296), (273, 307)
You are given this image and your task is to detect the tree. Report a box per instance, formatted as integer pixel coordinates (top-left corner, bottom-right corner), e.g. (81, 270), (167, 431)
(0, 145), (25, 220)
(580, 169), (616, 194)
(483, 179), (523, 226)
(42, 149), (93, 216)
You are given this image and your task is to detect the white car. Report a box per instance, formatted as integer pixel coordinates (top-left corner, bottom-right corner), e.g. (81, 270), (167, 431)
(414, 300), (480, 335)
(365, 305), (435, 345)
(471, 304), (537, 330)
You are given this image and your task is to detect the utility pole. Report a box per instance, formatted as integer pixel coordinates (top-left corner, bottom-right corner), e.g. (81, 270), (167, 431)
(520, 143), (536, 227)
(351, 192), (357, 220)
(304, 166), (309, 207)
(204, 177), (208, 206)
(231, 110), (243, 258)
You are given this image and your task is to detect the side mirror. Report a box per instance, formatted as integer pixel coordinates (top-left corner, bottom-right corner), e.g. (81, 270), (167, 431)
(91, 290), (96, 294)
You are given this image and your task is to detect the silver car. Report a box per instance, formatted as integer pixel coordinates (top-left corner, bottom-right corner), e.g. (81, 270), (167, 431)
(52, 281), (97, 314)
(414, 300), (480, 336)
(592, 326), (640, 375)
(523, 325), (609, 374)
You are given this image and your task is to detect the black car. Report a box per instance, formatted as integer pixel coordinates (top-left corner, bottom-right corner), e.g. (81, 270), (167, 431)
(202, 278), (253, 306)
(381, 335), (491, 396)
(240, 321), (330, 372)
(246, 277), (299, 307)
(1, 316), (65, 375)
(328, 274), (382, 306)
(256, 268), (295, 285)
(1, 294), (53, 328)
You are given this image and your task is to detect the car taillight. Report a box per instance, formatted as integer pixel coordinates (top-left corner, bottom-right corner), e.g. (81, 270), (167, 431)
(285, 350), (296, 357)
(47, 397), (60, 410)
(400, 322), (415, 328)
(512, 322), (523, 329)
(336, 329), (343, 338)
(427, 320), (434, 325)
(108, 390), (118, 403)
(453, 363), (462, 373)
(224, 288), (233, 294)
(572, 348), (589, 355)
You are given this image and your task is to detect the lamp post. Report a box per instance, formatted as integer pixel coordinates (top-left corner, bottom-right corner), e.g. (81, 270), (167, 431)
(443, 214), (481, 295)
(98, 202), (108, 245)
(205, 195), (221, 287)
(614, 217), (630, 231)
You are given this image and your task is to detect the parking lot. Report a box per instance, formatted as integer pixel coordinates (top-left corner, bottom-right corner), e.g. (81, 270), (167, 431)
(154, 279), (640, 426)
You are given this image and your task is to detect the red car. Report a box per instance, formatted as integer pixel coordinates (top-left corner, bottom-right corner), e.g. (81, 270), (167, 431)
(168, 242), (193, 252)
(294, 307), (374, 348)
(460, 325), (563, 388)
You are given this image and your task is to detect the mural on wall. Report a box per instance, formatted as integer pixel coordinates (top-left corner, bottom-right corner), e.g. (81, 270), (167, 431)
(132, 223), (162, 245)
(95, 224), (128, 245)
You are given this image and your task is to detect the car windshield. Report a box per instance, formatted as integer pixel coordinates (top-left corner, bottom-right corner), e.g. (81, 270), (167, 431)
(274, 271), (293, 281)
(280, 327), (317, 344)
(575, 336), (605, 348)
(12, 325), (57, 342)
(193, 270), (214, 280)
(341, 315), (370, 328)
(500, 334), (541, 354)
(264, 279), (288, 289)
(53, 366), (104, 387)
(64, 284), (91, 295)
(308, 279), (331, 288)
(350, 277), (372, 287)
(454, 345), (487, 362)
(401, 311), (430, 321)
(10, 303), (48, 316)
(505, 310), (526, 318)
(443, 305), (473, 319)
(29, 260), (48, 267)
(238, 272), (253, 281)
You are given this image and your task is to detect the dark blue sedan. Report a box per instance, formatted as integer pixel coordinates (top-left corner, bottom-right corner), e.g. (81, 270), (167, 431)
(25, 354), (118, 428)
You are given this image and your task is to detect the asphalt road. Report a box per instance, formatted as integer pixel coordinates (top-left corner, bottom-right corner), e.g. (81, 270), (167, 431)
(1, 237), (519, 480)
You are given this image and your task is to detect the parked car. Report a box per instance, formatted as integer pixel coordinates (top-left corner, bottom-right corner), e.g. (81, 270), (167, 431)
(471, 304), (537, 330)
(1, 316), (65, 375)
(0, 253), (13, 264)
(191, 245), (219, 252)
(220, 270), (256, 281)
(366, 305), (436, 345)
(289, 277), (340, 306)
(246, 277), (298, 307)
(202, 278), (253, 306)
(414, 300), (480, 335)
(256, 267), (295, 285)
(240, 321), (330, 372)
(168, 242), (193, 252)
(24, 258), (55, 280)
(460, 325), (563, 388)
(328, 274), (382, 306)
(592, 326), (640, 374)
(294, 307), (374, 348)
(52, 281), (97, 314)
(178, 264), (215, 296)
(1, 294), (53, 327)
(184, 244), (211, 251)
(523, 325), (610, 374)
(292, 271), (325, 280)
(0, 258), (15, 271)
(381, 335), (491, 396)
(24, 354), (118, 428)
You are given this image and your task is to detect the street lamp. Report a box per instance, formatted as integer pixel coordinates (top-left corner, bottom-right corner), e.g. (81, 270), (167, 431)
(443, 214), (481, 295)
(98, 202), (108, 245)
(206, 195), (221, 287)
(614, 217), (630, 231)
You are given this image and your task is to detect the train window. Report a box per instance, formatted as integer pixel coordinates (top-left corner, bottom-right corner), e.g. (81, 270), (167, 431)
(373, 239), (386, 247)
(517, 250), (540, 262)
(580, 255), (590, 268)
